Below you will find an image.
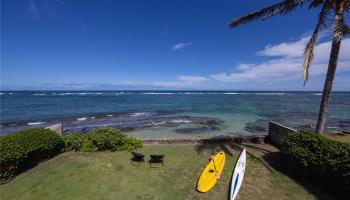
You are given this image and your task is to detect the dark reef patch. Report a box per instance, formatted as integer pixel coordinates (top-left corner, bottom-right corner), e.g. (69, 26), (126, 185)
(244, 119), (268, 133)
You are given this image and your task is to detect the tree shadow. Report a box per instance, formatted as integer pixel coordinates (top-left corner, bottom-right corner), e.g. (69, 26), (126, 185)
(195, 136), (241, 156)
(261, 151), (337, 200)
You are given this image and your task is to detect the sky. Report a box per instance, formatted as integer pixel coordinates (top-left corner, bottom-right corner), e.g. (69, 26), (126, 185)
(1, 0), (349, 91)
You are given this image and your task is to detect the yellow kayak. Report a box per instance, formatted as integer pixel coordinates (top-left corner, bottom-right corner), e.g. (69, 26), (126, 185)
(197, 151), (226, 192)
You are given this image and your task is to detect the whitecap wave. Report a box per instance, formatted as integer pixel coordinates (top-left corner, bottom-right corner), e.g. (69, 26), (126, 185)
(313, 93), (322, 96)
(170, 119), (191, 123)
(34, 94), (46, 96)
(77, 117), (87, 121)
(255, 93), (285, 95)
(223, 92), (238, 95)
(130, 112), (149, 117)
(58, 93), (74, 96)
(152, 121), (167, 125)
(27, 122), (46, 125)
(141, 92), (174, 95)
(106, 114), (113, 117)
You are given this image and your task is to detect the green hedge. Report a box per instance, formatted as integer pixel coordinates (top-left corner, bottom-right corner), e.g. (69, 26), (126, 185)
(283, 132), (350, 198)
(63, 127), (143, 152)
(0, 128), (65, 182)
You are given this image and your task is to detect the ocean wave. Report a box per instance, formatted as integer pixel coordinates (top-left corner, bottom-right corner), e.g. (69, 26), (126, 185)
(223, 92), (238, 95)
(183, 92), (206, 94)
(77, 117), (87, 121)
(130, 112), (149, 117)
(106, 114), (113, 117)
(255, 93), (285, 95)
(34, 94), (46, 96)
(170, 119), (191, 123)
(27, 122), (46, 125)
(144, 121), (167, 126)
(152, 121), (167, 125)
(141, 92), (174, 95)
(313, 93), (322, 96)
(57, 93), (74, 96)
(0, 93), (4, 95)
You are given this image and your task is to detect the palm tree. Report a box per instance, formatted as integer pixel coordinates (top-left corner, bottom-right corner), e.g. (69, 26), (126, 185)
(228, 0), (349, 133)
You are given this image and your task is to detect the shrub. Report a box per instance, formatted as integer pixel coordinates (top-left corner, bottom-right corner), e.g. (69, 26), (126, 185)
(63, 133), (88, 151)
(0, 128), (65, 182)
(62, 127), (143, 152)
(283, 131), (350, 198)
(89, 127), (128, 151)
(80, 139), (98, 152)
(123, 137), (144, 151)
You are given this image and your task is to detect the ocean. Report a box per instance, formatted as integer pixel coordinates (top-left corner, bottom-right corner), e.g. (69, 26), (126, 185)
(1, 91), (349, 139)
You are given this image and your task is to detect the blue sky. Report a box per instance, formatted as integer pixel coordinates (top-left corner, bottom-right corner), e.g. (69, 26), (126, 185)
(1, 0), (349, 90)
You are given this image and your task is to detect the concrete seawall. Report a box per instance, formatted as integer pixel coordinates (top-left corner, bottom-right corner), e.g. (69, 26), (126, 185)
(268, 121), (297, 147)
(45, 124), (63, 136)
(45, 122), (297, 148)
(142, 135), (267, 144)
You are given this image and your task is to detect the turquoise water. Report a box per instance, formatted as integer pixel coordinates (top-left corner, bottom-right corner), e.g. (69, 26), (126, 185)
(1, 91), (349, 138)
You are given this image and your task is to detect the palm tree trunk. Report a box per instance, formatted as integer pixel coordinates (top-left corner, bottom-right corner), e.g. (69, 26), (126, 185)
(315, 1), (345, 134)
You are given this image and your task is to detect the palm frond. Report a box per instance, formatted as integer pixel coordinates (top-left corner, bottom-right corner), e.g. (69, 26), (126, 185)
(303, 0), (332, 85)
(228, 0), (306, 28)
(309, 0), (324, 8)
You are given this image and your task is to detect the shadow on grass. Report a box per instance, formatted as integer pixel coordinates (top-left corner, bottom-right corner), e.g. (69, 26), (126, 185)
(195, 136), (242, 156)
(130, 157), (145, 167)
(262, 151), (338, 200)
(194, 136), (336, 200)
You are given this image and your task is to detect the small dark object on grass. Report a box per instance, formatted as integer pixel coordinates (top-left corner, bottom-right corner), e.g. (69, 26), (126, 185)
(130, 152), (145, 164)
(149, 154), (164, 167)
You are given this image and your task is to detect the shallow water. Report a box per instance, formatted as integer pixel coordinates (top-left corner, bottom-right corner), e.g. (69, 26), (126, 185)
(1, 91), (349, 138)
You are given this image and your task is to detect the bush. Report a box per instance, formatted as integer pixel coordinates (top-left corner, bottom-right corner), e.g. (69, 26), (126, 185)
(62, 127), (143, 152)
(63, 133), (88, 151)
(123, 137), (144, 151)
(0, 128), (65, 182)
(283, 131), (350, 198)
(80, 139), (98, 152)
(89, 127), (128, 151)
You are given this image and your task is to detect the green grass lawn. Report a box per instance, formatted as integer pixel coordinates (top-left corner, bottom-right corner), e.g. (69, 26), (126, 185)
(0, 144), (332, 200)
(325, 135), (350, 144)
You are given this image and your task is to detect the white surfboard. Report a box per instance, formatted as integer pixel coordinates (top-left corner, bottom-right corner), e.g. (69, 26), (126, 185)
(230, 148), (246, 200)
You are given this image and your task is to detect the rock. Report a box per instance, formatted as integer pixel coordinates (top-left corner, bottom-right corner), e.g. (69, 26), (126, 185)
(303, 124), (315, 128)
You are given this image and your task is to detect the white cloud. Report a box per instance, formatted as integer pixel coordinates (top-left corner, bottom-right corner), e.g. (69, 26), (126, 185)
(2, 75), (209, 90)
(178, 75), (208, 83)
(257, 37), (309, 57)
(211, 37), (350, 83)
(173, 42), (194, 50)
(125, 75), (208, 89)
